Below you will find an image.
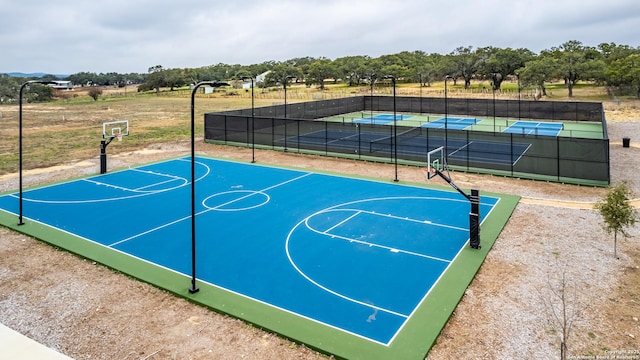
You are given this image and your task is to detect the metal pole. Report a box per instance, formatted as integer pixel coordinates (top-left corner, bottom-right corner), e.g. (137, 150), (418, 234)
(444, 75), (451, 163)
(283, 80), (287, 118)
(189, 81), (228, 294)
(242, 76), (256, 163)
(17, 80), (56, 225)
(517, 74), (521, 120)
(189, 83), (199, 294)
(493, 85), (496, 133)
(369, 73), (375, 120)
(18, 82), (27, 225)
(250, 78), (255, 163)
(419, 73), (423, 115)
(283, 76), (293, 151)
(384, 75), (398, 182)
(393, 77), (398, 182)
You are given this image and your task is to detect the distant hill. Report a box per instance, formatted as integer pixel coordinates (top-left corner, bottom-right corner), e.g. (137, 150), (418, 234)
(6, 72), (68, 79)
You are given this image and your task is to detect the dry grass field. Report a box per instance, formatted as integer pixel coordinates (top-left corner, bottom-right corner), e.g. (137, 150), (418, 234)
(0, 84), (639, 359)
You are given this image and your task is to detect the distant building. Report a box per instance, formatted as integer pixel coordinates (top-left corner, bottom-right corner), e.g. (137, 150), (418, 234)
(242, 71), (271, 89)
(48, 81), (73, 90)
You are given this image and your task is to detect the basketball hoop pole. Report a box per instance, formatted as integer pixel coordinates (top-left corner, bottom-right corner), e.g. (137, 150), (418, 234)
(99, 136), (117, 174)
(431, 168), (481, 249)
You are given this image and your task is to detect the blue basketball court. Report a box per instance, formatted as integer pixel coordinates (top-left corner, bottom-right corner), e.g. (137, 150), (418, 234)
(0, 156), (518, 359)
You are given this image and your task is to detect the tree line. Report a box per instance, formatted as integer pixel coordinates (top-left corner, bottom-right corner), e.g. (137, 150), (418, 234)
(1, 40), (639, 103)
(135, 40), (640, 99)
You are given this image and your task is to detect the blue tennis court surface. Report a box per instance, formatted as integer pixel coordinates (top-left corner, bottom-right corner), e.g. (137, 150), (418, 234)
(353, 113), (413, 125)
(503, 121), (563, 136)
(0, 157), (500, 346)
(422, 117), (478, 130)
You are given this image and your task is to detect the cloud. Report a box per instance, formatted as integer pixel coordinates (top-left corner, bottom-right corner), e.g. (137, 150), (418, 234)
(1, 0), (638, 74)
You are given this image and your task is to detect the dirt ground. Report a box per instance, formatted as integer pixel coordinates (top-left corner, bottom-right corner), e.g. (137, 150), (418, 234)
(1, 101), (639, 359)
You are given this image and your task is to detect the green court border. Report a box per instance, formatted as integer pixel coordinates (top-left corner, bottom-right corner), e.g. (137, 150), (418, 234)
(0, 155), (519, 360)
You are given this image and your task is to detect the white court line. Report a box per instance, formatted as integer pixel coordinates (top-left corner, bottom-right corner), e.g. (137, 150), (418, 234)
(318, 229), (452, 264)
(15, 159), (207, 204)
(109, 172), (313, 247)
(448, 141), (473, 158)
(332, 207), (468, 232)
(324, 211), (360, 233)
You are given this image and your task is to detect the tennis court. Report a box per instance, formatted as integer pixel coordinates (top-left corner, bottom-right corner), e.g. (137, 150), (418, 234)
(503, 121), (564, 136)
(282, 127), (531, 167)
(0, 156), (518, 359)
(352, 113), (414, 125)
(421, 117), (479, 130)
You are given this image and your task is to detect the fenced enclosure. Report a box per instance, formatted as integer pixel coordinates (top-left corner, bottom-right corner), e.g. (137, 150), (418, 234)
(205, 96), (609, 185)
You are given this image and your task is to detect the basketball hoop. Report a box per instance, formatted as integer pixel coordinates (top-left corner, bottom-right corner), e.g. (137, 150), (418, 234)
(421, 167), (436, 181)
(115, 133), (123, 141)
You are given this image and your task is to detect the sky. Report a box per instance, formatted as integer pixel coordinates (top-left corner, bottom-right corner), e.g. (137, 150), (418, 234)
(1, 0), (639, 75)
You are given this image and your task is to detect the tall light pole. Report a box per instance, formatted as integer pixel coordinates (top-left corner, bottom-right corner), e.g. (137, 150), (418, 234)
(444, 75), (452, 163)
(517, 74), (521, 120)
(17, 80), (56, 225)
(282, 75), (294, 151)
(189, 80), (229, 294)
(283, 75), (294, 118)
(490, 73), (497, 133)
(369, 73), (376, 120)
(419, 73), (423, 114)
(383, 75), (398, 182)
(241, 76), (256, 163)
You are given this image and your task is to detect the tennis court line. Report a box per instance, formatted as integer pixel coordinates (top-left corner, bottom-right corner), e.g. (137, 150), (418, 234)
(447, 141), (473, 159)
(512, 143), (532, 166)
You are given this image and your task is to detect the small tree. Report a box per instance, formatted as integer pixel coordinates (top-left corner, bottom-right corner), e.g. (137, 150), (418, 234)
(87, 87), (103, 101)
(542, 267), (580, 360)
(594, 181), (638, 258)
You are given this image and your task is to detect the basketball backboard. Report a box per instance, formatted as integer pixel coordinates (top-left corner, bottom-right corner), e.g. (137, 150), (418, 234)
(426, 146), (444, 180)
(103, 120), (129, 140)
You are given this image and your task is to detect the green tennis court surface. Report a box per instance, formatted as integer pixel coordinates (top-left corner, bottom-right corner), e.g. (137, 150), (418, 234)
(323, 111), (604, 139)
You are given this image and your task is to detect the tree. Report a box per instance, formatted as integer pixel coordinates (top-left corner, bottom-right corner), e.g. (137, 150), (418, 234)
(482, 47), (535, 90)
(594, 181), (638, 258)
(306, 59), (337, 90)
(543, 40), (606, 97)
(333, 55), (371, 86)
(449, 46), (487, 89)
(88, 87), (103, 101)
(541, 265), (580, 360)
(517, 56), (559, 97)
(606, 53), (640, 98)
(263, 64), (302, 87)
